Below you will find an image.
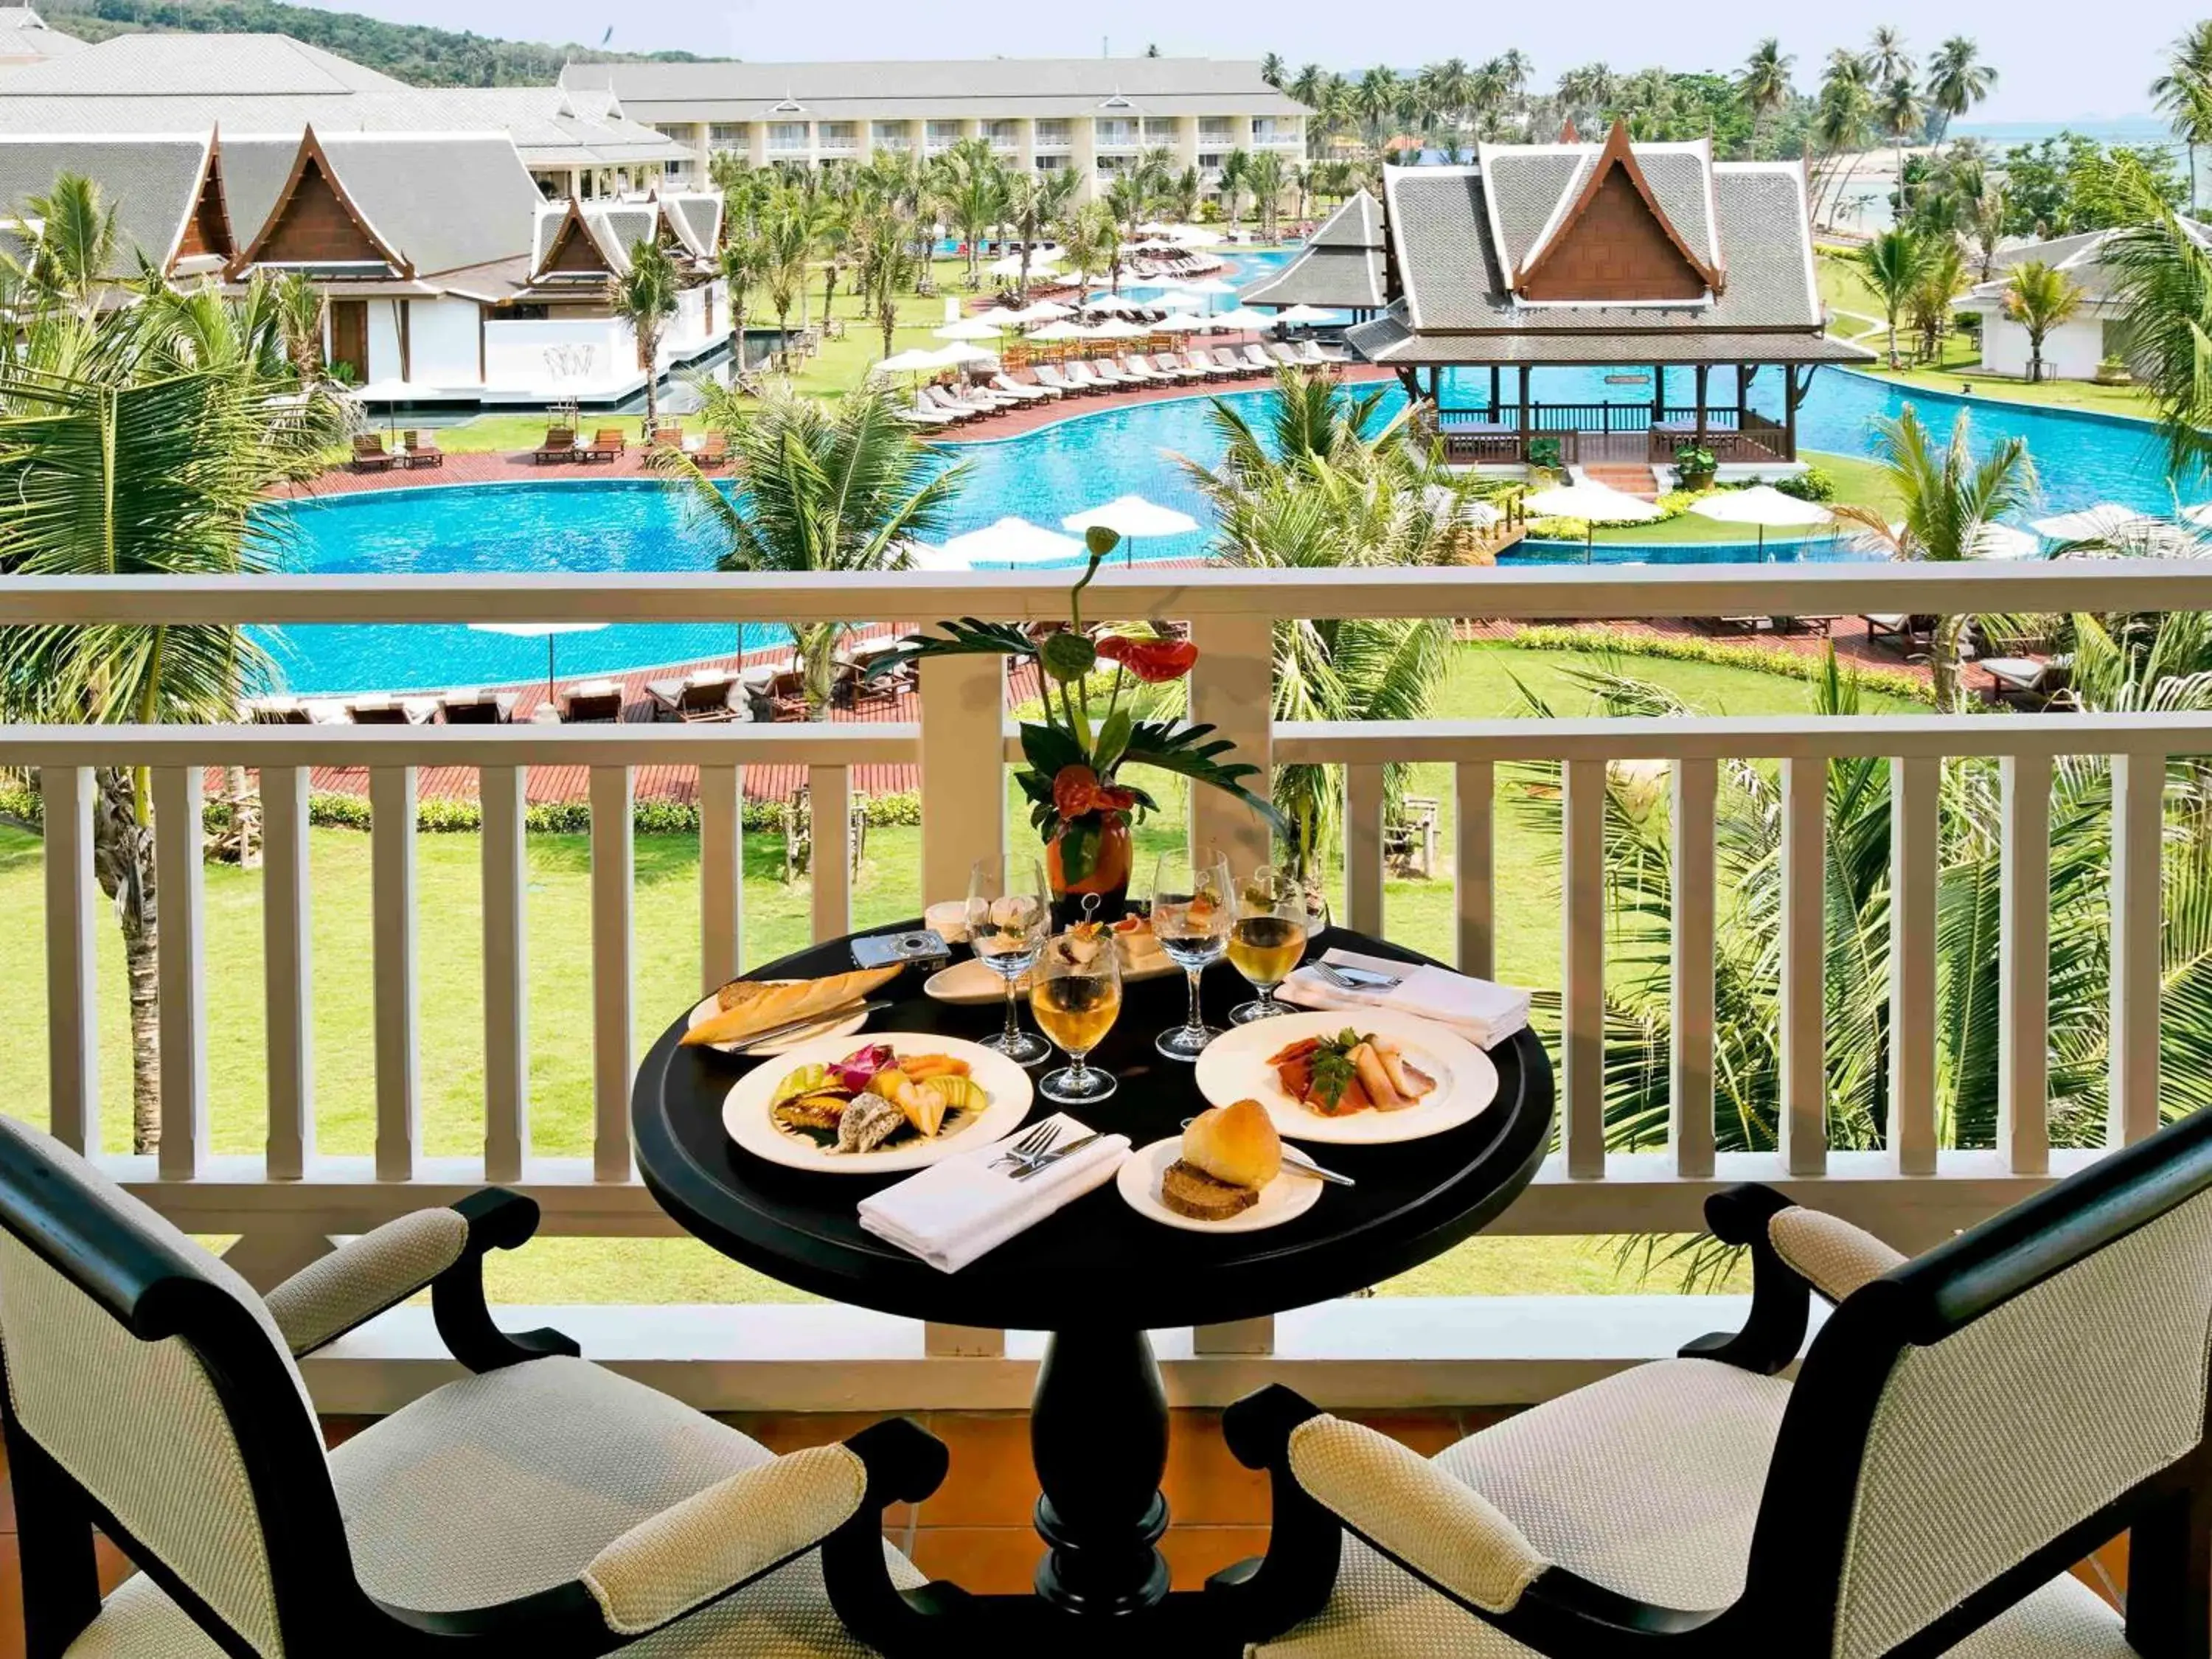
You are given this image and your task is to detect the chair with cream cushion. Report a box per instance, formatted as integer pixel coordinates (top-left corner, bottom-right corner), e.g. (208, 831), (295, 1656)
(0, 1118), (956, 1658)
(1213, 1107), (2212, 1659)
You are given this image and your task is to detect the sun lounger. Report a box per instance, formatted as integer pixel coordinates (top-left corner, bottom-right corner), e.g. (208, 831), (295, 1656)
(645, 667), (741, 723)
(648, 424), (684, 452)
(1980, 656), (2070, 709)
(907, 394), (961, 425)
(350, 434), (397, 473)
(398, 430), (443, 468)
(558, 678), (625, 723)
(928, 386), (992, 420)
(1239, 344), (1279, 375)
(246, 695), (313, 725)
(1175, 351), (1225, 382)
(344, 693), (431, 726)
(1863, 613), (1936, 655)
(1032, 364), (1088, 397)
(695, 432), (730, 467)
(1266, 341), (1305, 369)
(992, 372), (1054, 402)
(1120, 355), (1168, 384)
(955, 380), (1020, 411)
(582, 428), (624, 463)
(1295, 340), (1346, 366)
(753, 668), (810, 721)
(532, 427), (577, 465)
(1150, 352), (1204, 383)
(437, 688), (518, 725)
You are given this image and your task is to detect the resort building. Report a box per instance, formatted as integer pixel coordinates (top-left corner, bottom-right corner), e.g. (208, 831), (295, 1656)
(1955, 223), (2208, 382)
(0, 32), (693, 198)
(1344, 122), (1874, 477)
(0, 4), (81, 65)
(557, 57), (1307, 201)
(1240, 187), (1388, 314)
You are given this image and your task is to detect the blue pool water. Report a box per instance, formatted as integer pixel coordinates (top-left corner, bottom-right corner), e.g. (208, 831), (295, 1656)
(260, 273), (2189, 693)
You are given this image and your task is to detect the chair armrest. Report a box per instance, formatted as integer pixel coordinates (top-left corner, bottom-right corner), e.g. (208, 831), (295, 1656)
(1767, 1204), (1906, 1303)
(266, 1208), (469, 1357)
(1677, 1185), (1905, 1374)
(429, 1189), (583, 1372)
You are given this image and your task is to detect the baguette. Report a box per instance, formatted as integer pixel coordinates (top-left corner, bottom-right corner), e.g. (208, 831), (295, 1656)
(681, 964), (902, 1048)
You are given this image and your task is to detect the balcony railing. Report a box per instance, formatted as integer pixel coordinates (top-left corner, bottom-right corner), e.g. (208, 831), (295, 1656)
(5, 562), (2202, 1412)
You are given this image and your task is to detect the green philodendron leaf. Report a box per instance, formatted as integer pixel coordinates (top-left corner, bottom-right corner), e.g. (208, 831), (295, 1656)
(1092, 706), (1133, 775)
(1054, 813), (1103, 884)
(1018, 720), (1089, 779)
(863, 618), (1036, 678)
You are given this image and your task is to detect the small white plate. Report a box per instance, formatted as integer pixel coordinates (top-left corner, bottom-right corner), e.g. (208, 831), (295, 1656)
(721, 1033), (1034, 1174)
(1114, 1137), (1322, 1233)
(1192, 1010), (1498, 1145)
(923, 938), (1176, 1005)
(686, 987), (869, 1055)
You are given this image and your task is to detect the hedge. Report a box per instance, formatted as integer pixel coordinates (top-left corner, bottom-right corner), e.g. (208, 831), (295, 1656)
(1503, 626), (1934, 705)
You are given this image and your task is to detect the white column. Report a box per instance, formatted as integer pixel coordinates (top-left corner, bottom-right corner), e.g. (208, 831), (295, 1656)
(1779, 757), (1826, 1177)
(2110, 753), (2165, 1146)
(1669, 757), (1717, 1179)
(370, 766), (417, 1181)
(1560, 758), (1605, 1178)
(591, 766), (634, 1183)
(40, 767), (98, 1152)
(1888, 757), (1940, 1175)
(1187, 613), (1273, 874)
(262, 766), (313, 1179)
(1998, 754), (2051, 1176)
(919, 654), (1006, 907)
(481, 765), (529, 1183)
(153, 766), (208, 1179)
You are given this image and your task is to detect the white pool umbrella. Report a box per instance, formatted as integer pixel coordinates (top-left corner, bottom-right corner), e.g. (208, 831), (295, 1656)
(1524, 481), (1665, 562)
(1027, 321), (1093, 344)
(877, 347), (946, 375)
(1969, 523), (2042, 560)
(467, 622), (610, 708)
(1151, 290), (1204, 310)
(1687, 484), (1834, 557)
(933, 316), (1004, 341)
(901, 540), (970, 571)
(933, 341), (999, 366)
(1085, 293), (1151, 316)
(1211, 307), (1272, 332)
(1088, 316), (1151, 340)
(1022, 299), (1074, 322)
(2031, 504), (2157, 542)
(1181, 276), (1237, 296)
(1270, 303), (1339, 325)
(1061, 494), (1200, 566)
(942, 518), (1089, 566)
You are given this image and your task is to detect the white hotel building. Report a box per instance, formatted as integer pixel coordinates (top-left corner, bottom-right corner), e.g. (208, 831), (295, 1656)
(559, 58), (1307, 200)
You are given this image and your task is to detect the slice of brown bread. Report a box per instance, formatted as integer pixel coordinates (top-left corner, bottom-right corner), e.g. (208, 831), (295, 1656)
(1159, 1158), (1259, 1222)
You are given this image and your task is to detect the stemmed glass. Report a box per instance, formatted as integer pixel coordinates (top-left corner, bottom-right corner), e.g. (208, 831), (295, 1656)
(1228, 863), (1310, 1024)
(967, 855), (1052, 1064)
(1150, 846), (1234, 1060)
(1032, 919), (1124, 1105)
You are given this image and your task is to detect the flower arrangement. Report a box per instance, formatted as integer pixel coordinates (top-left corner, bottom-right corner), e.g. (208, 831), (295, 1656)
(866, 526), (1284, 908)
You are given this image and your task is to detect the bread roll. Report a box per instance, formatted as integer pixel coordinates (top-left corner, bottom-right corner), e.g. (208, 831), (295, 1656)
(1180, 1099), (1281, 1190)
(682, 964), (902, 1047)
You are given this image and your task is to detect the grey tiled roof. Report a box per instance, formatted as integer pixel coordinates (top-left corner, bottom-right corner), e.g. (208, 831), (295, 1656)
(1240, 191), (1384, 309)
(0, 133), (209, 274)
(1478, 150), (1582, 276)
(0, 32), (403, 94)
(1346, 305), (1874, 364)
(1308, 189), (1380, 251)
(0, 21), (80, 59)
(1961, 220), (2212, 307)
(662, 191), (720, 256)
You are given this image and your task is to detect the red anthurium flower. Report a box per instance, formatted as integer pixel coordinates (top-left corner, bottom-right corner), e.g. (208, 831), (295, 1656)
(1095, 633), (1198, 684)
(1053, 765), (1138, 821)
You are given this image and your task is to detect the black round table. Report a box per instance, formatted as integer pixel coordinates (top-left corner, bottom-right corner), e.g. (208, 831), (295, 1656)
(632, 922), (1554, 1644)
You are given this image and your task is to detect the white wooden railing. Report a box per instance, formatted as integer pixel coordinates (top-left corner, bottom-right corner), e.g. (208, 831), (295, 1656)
(5, 561), (2209, 1410)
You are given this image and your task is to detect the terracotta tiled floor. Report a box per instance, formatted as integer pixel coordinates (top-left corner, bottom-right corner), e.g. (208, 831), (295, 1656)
(0, 1407), (2128, 1650)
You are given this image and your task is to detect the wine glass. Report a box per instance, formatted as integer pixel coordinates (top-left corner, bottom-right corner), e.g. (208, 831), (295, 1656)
(1032, 922), (1124, 1105)
(1150, 846), (1234, 1060)
(966, 855), (1051, 1065)
(1228, 863), (1310, 1024)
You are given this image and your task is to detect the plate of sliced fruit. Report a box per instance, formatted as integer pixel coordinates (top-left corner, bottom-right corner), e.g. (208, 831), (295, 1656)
(720, 1034), (1034, 1173)
(1192, 1010), (1497, 1145)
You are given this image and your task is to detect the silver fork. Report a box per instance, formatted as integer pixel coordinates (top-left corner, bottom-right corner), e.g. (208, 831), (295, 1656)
(1312, 961), (1402, 993)
(990, 1122), (1060, 1172)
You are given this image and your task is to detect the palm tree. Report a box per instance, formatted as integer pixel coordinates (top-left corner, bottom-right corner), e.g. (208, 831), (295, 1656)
(608, 236), (681, 431)
(1421, 58), (1475, 133)
(0, 264), (347, 1150)
(1245, 147), (1287, 241)
(2154, 23), (2212, 215)
(2001, 260), (2086, 383)
(1906, 238), (1966, 364)
(1832, 406), (2035, 710)
(1856, 228), (1924, 368)
(1735, 38), (1795, 147)
(269, 271), (327, 386)
(1865, 27), (1914, 90)
(759, 185), (817, 371)
(1260, 52), (1286, 88)
(1002, 166), (1076, 297)
(813, 192), (851, 330)
(657, 389), (967, 717)
(2101, 161), (2212, 477)
(9, 173), (119, 320)
(1355, 66), (1402, 153)
(1060, 200), (1124, 294)
(1217, 147), (1251, 230)
(1924, 38), (1997, 143)
(1812, 50), (1876, 226)
(1878, 75), (1928, 215)
(938, 139), (1005, 291)
(1104, 171), (1148, 241)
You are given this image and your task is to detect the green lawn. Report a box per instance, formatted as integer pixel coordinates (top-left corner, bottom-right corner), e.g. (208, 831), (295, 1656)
(0, 642), (1908, 1304)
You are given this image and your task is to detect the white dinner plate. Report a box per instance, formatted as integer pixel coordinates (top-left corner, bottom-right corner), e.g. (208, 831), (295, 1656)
(922, 937), (1176, 1005)
(1114, 1136), (1323, 1233)
(721, 1032), (1034, 1174)
(1192, 1010), (1498, 1145)
(686, 986), (869, 1055)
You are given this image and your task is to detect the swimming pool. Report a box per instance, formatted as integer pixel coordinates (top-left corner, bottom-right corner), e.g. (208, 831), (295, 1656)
(260, 353), (2184, 692)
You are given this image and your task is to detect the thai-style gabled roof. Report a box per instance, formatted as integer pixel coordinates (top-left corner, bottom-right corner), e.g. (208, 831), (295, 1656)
(1957, 219), (2212, 309)
(1510, 120), (1723, 301)
(226, 125), (410, 278)
(172, 125), (234, 268)
(1239, 188), (1385, 310)
(0, 131), (219, 276)
(530, 195), (626, 282)
(659, 190), (722, 257)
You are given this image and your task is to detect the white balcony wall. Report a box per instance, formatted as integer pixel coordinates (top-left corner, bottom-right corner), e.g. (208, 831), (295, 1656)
(406, 297), (482, 389)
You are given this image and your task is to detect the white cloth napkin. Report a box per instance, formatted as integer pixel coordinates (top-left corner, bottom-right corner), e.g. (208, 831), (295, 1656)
(858, 1114), (1129, 1273)
(1276, 947), (1532, 1048)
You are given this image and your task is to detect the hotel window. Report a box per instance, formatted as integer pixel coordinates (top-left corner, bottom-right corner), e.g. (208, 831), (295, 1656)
(926, 119), (961, 147)
(767, 122), (809, 151)
(709, 123), (745, 147)
(818, 121), (857, 150)
(1198, 152), (1223, 171)
(1035, 154), (1068, 173)
(1200, 117), (1234, 142)
(872, 120), (911, 148)
(1143, 118), (1179, 143)
(1094, 118), (1136, 148)
(1253, 118), (1295, 145)
(984, 119), (1019, 149)
(1034, 119), (1071, 148)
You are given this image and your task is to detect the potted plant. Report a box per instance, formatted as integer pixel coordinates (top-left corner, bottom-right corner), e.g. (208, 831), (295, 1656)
(867, 527), (1286, 921)
(1526, 436), (1563, 476)
(1673, 441), (1718, 491)
(2094, 353), (2134, 386)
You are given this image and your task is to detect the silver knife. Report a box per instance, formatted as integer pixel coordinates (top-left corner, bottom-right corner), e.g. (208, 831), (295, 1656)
(717, 1000), (888, 1054)
(1011, 1130), (1106, 1179)
(1281, 1147), (1356, 1187)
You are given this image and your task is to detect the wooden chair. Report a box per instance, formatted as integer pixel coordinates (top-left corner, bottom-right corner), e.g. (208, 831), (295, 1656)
(583, 428), (625, 464)
(398, 429), (443, 468)
(557, 678), (625, 723)
(644, 668), (741, 722)
(0, 1117), (946, 1659)
(1214, 1107), (2212, 1659)
(349, 434), (396, 473)
(437, 688), (518, 725)
(696, 431), (731, 468)
(531, 426), (577, 465)
(1864, 613), (1937, 656)
(649, 424), (685, 453)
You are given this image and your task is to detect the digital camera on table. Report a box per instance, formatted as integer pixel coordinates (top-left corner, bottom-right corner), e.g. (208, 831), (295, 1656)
(850, 929), (952, 972)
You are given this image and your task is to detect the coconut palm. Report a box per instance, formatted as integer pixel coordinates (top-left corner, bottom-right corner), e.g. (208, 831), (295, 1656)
(1925, 38), (1997, 143)
(1217, 148), (1251, 229)
(269, 270), (327, 386)
(2101, 161), (2212, 478)
(1002, 166), (1076, 297)
(7, 172), (120, 320)
(608, 235), (681, 432)
(1245, 147), (1287, 241)
(2152, 22), (2212, 214)
(1260, 52), (1286, 88)
(1905, 237), (1966, 363)
(1355, 66), (1402, 153)
(2001, 259), (2086, 383)
(758, 184), (818, 370)
(1865, 27), (1914, 90)
(1832, 406), (2036, 710)
(655, 388), (967, 717)
(937, 139), (1006, 291)
(1812, 50), (1876, 226)
(715, 211), (771, 380)
(1855, 227), (1924, 368)
(1104, 171), (1147, 241)
(1877, 74), (1927, 214)
(1735, 39), (1795, 145)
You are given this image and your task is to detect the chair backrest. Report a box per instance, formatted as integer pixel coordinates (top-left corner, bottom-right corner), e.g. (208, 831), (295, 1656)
(351, 434), (383, 456)
(0, 1117), (338, 1656)
(1745, 1107), (2212, 1656)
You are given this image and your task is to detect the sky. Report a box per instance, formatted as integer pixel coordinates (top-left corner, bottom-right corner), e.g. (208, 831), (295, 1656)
(322, 0), (2195, 126)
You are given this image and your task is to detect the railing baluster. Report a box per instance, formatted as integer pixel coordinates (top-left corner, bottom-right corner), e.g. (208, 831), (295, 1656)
(153, 765), (207, 1179)
(917, 654), (1005, 905)
(262, 766), (313, 1180)
(40, 767), (98, 1152)
(1453, 760), (1494, 978)
(2110, 752), (2165, 1147)
(1888, 756), (1940, 1175)
(1669, 757), (1717, 1178)
(481, 765), (528, 1183)
(700, 762), (744, 990)
(1561, 757), (1605, 1178)
(1345, 763), (1386, 937)
(1999, 754), (2051, 1176)
(370, 765), (418, 1181)
(1780, 756), (1826, 1177)
(809, 765), (851, 943)
(591, 765), (634, 1183)
(1188, 614), (1275, 873)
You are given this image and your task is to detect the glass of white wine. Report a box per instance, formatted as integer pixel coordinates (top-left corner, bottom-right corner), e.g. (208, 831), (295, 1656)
(966, 855), (1051, 1065)
(1228, 864), (1310, 1024)
(1033, 923), (1124, 1105)
(1150, 846), (1234, 1060)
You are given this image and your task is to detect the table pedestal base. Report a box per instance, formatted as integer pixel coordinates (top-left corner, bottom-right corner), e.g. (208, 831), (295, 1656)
(1030, 1325), (1172, 1615)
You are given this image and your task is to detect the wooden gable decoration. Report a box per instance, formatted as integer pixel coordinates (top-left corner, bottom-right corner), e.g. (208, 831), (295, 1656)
(172, 128), (236, 267)
(535, 198), (616, 279)
(1514, 120), (1722, 304)
(230, 127), (410, 279)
